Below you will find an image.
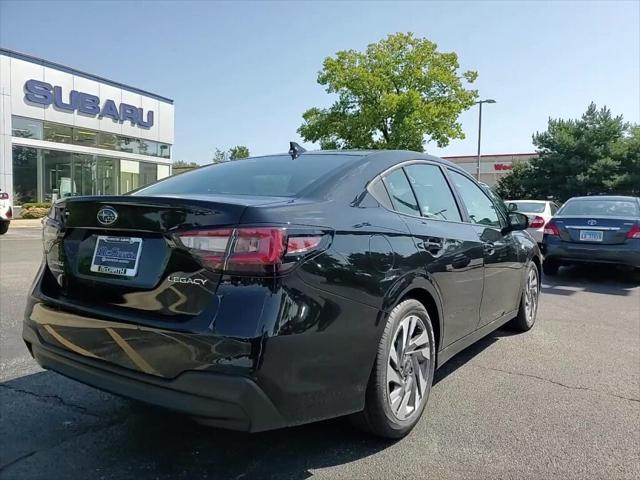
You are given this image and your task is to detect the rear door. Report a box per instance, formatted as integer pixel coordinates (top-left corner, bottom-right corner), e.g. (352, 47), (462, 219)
(447, 170), (524, 327)
(382, 163), (484, 347)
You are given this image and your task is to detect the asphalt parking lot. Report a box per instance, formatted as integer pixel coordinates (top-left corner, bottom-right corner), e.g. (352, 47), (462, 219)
(1, 225), (639, 480)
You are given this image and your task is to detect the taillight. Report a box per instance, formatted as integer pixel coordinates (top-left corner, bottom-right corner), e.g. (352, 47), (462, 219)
(5, 206), (12, 219)
(627, 225), (640, 239)
(529, 216), (545, 228)
(544, 222), (560, 236)
(177, 227), (325, 275)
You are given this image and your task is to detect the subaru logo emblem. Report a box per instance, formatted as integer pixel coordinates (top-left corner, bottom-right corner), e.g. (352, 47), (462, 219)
(97, 207), (118, 226)
(587, 219), (597, 226)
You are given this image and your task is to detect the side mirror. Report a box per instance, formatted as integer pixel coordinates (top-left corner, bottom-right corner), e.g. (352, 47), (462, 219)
(503, 212), (529, 234)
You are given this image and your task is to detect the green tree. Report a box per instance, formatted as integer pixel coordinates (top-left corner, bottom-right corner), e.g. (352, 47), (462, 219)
(228, 145), (250, 160)
(212, 146), (251, 163)
(212, 148), (228, 164)
(298, 32), (478, 151)
(495, 103), (640, 201)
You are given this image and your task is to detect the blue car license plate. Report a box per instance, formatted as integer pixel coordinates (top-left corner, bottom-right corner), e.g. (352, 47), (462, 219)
(579, 230), (603, 242)
(90, 236), (143, 276)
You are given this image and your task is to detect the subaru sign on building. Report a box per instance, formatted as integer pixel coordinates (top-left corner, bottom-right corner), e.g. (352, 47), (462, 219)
(0, 48), (174, 205)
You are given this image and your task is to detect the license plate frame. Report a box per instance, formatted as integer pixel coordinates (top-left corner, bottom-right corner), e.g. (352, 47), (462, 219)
(90, 236), (143, 277)
(579, 230), (603, 242)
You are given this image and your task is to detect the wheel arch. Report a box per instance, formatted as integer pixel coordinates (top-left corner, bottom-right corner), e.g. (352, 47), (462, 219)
(382, 275), (444, 354)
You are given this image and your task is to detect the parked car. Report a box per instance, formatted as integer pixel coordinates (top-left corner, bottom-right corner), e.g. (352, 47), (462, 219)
(542, 195), (640, 275)
(506, 200), (560, 244)
(23, 148), (541, 439)
(0, 189), (12, 235)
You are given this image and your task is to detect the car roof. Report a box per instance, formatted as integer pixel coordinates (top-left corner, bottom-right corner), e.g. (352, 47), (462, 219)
(507, 200), (549, 203)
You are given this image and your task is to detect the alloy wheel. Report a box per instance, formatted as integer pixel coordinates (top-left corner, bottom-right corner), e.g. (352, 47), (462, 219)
(386, 314), (431, 421)
(524, 267), (539, 325)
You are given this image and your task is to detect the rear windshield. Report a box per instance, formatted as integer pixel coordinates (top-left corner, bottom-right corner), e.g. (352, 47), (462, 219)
(508, 202), (546, 213)
(559, 199), (639, 217)
(135, 154), (355, 197)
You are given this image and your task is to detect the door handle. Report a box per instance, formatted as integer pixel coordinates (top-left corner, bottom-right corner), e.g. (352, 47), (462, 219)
(483, 242), (495, 256)
(421, 238), (444, 254)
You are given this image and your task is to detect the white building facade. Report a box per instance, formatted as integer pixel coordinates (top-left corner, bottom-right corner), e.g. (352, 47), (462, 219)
(0, 48), (174, 205)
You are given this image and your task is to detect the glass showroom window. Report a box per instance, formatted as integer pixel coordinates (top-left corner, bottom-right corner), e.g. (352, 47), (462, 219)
(140, 162), (158, 187)
(12, 146), (39, 204)
(97, 132), (118, 151)
(43, 150), (73, 200)
(120, 159), (140, 193)
(72, 154), (95, 196)
(73, 128), (98, 147)
(12, 117), (43, 140)
(43, 122), (73, 144)
(158, 144), (171, 159)
(118, 136), (140, 154)
(96, 157), (119, 195)
(139, 139), (158, 157)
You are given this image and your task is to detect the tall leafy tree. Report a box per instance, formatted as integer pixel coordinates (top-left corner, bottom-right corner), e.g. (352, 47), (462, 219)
(228, 145), (250, 160)
(212, 146), (250, 163)
(495, 104), (639, 201)
(298, 32), (478, 151)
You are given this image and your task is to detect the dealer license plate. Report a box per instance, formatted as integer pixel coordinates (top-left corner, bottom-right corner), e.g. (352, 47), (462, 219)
(90, 236), (143, 276)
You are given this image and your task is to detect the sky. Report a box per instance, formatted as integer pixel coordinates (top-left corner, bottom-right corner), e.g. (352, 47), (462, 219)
(1, 0), (638, 164)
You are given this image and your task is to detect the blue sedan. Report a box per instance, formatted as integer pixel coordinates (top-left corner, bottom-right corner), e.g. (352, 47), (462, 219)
(542, 195), (640, 275)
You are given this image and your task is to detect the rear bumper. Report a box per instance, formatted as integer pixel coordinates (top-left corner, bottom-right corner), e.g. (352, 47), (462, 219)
(543, 240), (640, 268)
(23, 322), (286, 432)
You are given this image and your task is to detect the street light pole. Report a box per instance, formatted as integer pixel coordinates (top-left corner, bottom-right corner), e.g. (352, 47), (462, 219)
(475, 99), (496, 180)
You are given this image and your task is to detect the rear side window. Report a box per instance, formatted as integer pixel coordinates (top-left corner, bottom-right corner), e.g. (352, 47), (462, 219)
(510, 202), (546, 213)
(449, 170), (502, 227)
(135, 154), (354, 197)
(383, 169), (420, 216)
(559, 199), (639, 217)
(404, 164), (461, 222)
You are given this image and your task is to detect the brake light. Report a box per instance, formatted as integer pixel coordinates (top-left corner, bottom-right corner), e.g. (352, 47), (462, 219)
(544, 222), (560, 236)
(627, 225), (640, 239)
(5, 206), (12, 219)
(529, 216), (545, 228)
(177, 227), (324, 275)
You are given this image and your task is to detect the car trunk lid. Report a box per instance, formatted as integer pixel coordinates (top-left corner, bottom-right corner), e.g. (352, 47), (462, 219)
(552, 216), (638, 245)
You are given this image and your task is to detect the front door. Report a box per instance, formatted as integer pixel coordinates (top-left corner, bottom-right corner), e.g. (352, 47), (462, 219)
(447, 170), (523, 327)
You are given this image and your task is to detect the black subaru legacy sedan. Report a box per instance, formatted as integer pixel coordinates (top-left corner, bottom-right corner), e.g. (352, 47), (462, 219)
(23, 148), (541, 439)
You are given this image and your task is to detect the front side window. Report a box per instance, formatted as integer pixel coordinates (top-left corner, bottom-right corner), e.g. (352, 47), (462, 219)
(404, 164), (461, 222)
(449, 170), (501, 227)
(382, 169), (420, 216)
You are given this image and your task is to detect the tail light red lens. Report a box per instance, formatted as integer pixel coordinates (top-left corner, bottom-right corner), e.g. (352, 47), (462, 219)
(626, 225), (640, 239)
(529, 216), (545, 228)
(177, 227), (324, 275)
(543, 222), (560, 236)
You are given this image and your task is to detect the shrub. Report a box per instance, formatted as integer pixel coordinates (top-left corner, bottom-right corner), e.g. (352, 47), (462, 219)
(20, 207), (50, 219)
(21, 202), (52, 210)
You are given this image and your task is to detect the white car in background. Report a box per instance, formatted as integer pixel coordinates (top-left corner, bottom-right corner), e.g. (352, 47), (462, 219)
(506, 200), (560, 244)
(0, 188), (12, 235)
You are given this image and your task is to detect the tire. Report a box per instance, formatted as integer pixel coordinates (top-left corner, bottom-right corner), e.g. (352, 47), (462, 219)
(508, 262), (540, 332)
(0, 221), (9, 235)
(542, 259), (559, 276)
(352, 299), (436, 439)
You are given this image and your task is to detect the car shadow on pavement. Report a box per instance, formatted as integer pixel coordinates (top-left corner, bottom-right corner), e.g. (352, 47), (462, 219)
(0, 370), (393, 480)
(541, 264), (639, 297)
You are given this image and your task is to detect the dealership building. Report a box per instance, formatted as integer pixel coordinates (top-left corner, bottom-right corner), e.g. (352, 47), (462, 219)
(442, 153), (538, 187)
(0, 48), (174, 205)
